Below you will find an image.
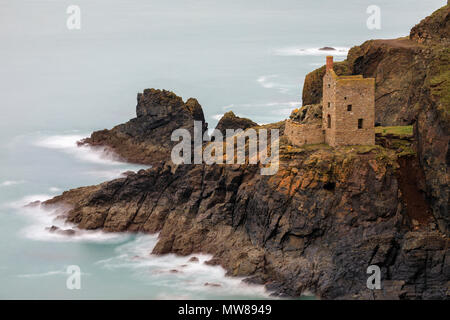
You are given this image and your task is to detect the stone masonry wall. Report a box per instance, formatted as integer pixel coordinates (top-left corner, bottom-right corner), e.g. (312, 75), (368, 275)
(332, 78), (375, 146)
(285, 120), (325, 146)
(322, 69), (375, 147)
(288, 57), (375, 148)
(323, 72), (337, 146)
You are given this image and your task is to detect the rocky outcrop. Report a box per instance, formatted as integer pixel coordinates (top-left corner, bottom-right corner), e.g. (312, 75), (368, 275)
(214, 111), (258, 135)
(289, 104), (322, 124)
(78, 89), (208, 165)
(302, 5), (450, 234)
(41, 5), (449, 300)
(44, 142), (449, 299)
(410, 4), (450, 44)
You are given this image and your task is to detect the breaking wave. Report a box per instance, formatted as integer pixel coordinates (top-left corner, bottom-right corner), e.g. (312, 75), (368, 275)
(34, 134), (125, 166)
(256, 75), (295, 93)
(0, 180), (25, 187)
(11, 194), (130, 243)
(96, 234), (270, 299)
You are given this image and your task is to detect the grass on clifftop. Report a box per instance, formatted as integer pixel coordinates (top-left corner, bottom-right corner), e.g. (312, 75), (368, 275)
(375, 125), (413, 137)
(429, 46), (450, 119)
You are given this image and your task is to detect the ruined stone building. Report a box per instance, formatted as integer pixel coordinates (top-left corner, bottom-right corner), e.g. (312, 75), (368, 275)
(286, 56), (375, 147)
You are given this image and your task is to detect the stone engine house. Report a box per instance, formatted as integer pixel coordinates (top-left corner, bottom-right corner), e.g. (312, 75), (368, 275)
(286, 56), (375, 147)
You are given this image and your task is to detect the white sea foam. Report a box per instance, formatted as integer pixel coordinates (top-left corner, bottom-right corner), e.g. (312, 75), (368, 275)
(0, 180), (25, 187)
(83, 169), (131, 180)
(11, 195), (130, 243)
(7, 194), (53, 209)
(17, 270), (67, 278)
(34, 134), (124, 166)
(256, 75), (295, 93)
(96, 234), (269, 299)
(273, 46), (350, 56)
(17, 269), (90, 278)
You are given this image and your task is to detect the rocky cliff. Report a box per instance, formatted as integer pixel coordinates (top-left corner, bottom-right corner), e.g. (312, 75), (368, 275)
(40, 5), (449, 299)
(44, 139), (449, 299)
(303, 5), (450, 234)
(78, 89), (208, 165)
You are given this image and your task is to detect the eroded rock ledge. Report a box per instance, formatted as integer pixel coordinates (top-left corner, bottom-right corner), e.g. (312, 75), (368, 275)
(43, 5), (449, 299)
(44, 141), (449, 299)
(78, 89), (208, 165)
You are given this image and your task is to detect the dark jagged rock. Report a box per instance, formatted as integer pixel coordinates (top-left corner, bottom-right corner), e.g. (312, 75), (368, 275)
(78, 89), (208, 165)
(43, 139), (449, 299)
(204, 282), (222, 287)
(46, 225), (76, 236)
(42, 5), (449, 300)
(214, 111), (257, 136)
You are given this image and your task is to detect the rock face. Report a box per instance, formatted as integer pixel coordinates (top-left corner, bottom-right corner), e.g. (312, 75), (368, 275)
(78, 89), (208, 165)
(44, 143), (449, 299)
(411, 5), (450, 235)
(410, 4), (450, 44)
(42, 5), (449, 300)
(214, 111), (257, 136)
(289, 104), (322, 124)
(302, 5), (450, 234)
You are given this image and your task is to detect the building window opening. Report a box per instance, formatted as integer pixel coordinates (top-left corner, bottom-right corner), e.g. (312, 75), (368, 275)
(328, 102), (330, 108)
(347, 104), (352, 111)
(358, 118), (363, 129)
(328, 84), (330, 88)
(327, 114), (331, 128)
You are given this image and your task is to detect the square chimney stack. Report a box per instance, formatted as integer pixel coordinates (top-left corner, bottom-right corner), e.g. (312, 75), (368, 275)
(326, 56), (333, 72)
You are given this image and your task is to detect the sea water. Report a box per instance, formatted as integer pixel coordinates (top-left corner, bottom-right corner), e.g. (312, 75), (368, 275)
(0, 0), (444, 299)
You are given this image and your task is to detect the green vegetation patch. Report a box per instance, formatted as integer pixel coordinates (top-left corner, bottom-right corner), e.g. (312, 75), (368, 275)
(375, 125), (413, 137)
(429, 47), (450, 118)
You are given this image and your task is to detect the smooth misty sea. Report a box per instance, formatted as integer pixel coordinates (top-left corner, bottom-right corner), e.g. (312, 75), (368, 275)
(0, 0), (445, 299)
